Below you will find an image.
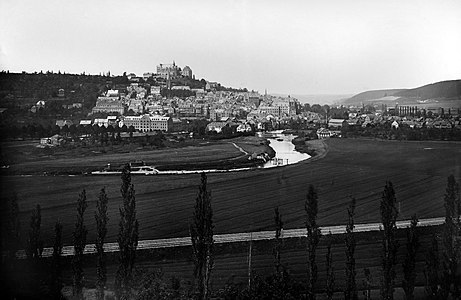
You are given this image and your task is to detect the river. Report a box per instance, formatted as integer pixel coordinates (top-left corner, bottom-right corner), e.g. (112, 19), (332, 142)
(94, 130), (311, 175)
(258, 130), (311, 168)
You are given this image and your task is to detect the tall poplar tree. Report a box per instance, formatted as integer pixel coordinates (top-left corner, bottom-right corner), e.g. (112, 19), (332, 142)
(325, 232), (335, 300)
(344, 198), (357, 300)
(25, 204), (44, 297)
(380, 181), (399, 300)
(305, 184), (321, 300)
(4, 195), (21, 260)
(190, 173), (214, 300)
(95, 188), (109, 300)
(425, 235), (440, 299)
(115, 164), (139, 300)
(441, 175), (460, 299)
(2, 195), (22, 298)
(402, 215), (419, 300)
(274, 206), (283, 279)
(26, 204), (43, 260)
(51, 221), (64, 299)
(72, 189), (88, 299)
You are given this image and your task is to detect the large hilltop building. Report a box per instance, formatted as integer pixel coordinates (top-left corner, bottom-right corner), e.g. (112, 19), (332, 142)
(181, 66), (193, 78)
(156, 62), (193, 79)
(157, 62), (180, 79)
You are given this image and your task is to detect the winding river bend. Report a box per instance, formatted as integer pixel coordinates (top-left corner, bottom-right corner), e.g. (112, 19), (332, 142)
(10, 131), (311, 177)
(259, 130), (311, 168)
(153, 131), (310, 175)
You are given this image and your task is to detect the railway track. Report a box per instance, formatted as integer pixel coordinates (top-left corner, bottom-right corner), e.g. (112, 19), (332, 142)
(11, 217), (445, 259)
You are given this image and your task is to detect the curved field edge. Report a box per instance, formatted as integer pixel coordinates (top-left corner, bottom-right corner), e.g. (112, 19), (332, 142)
(0, 136), (273, 175)
(1, 138), (460, 247)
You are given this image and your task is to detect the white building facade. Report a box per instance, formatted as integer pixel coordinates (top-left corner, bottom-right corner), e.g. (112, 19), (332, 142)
(122, 115), (173, 132)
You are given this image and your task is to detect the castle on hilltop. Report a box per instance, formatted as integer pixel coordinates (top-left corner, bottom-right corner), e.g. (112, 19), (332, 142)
(156, 61), (193, 79)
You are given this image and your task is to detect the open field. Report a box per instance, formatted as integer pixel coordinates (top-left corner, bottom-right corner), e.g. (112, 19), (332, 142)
(1, 138), (460, 248)
(0, 135), (271, 174)
(38, 226), (440, 295)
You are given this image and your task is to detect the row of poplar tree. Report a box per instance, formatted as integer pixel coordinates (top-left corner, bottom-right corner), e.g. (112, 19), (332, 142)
(1, 166), (213, 300)
(1, 172), (460, 299)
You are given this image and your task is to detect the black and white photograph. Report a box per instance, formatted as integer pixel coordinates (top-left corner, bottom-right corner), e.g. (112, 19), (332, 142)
(1, 0), (460, 299)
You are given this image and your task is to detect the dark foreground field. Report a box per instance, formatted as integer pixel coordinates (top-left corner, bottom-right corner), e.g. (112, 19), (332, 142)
(1, 138), (460, 248)
(19, 226), (440, 297)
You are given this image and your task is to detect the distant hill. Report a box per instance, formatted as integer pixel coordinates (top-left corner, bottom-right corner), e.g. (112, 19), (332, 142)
(272, 94), (352, 105)
(394, 80), (461, 100)
(292, 94), (353, 105)
(342, 89), (405, 105)
(342, 80), (461, 106)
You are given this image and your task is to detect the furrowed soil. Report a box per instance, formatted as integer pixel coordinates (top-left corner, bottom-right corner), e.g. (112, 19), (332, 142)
(31, 226), (442, 296)
(1, 137), (459, 249)
(2, 137), (460, 297)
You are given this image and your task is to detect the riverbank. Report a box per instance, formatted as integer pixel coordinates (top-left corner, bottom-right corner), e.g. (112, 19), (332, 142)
(292, 137), (328, 158)
(0, 135), (275, 175)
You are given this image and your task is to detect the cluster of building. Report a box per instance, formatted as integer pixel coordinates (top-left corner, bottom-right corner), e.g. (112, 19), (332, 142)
(47, 63), (461, 137)
(316, 108), (461, 138)
(78, 88), (302, 133)
(85, 63), (304, 133)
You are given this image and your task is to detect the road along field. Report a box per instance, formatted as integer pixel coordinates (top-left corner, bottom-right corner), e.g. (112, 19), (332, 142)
(1, 138), (460, 247)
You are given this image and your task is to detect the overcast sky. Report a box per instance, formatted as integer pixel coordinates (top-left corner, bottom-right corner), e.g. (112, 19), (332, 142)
(1, 0), (460, 95)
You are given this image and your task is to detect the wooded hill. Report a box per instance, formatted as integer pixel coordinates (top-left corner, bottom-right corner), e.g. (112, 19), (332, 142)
(342, 79), (461, 106)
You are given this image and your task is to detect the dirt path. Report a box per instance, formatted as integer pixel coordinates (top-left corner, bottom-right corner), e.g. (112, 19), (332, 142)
(12, 216), (444, 258)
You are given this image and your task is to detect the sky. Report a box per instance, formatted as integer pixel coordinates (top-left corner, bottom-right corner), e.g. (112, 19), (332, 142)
(1, 0), (460, 95)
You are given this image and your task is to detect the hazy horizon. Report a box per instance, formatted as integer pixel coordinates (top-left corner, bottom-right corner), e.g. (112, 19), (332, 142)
(1, 0), (460, 96)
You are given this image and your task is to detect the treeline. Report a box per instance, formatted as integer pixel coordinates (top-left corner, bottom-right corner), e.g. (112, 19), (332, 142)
(0, 71), (108, 107)
(1, 174), (460, 299)
(341, 124), (461, 141)
(0, 123), (166, 148)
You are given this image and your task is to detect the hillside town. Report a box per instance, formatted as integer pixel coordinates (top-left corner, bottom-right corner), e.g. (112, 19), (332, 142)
(1, 65), (461, 145)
